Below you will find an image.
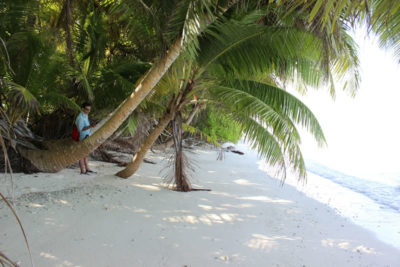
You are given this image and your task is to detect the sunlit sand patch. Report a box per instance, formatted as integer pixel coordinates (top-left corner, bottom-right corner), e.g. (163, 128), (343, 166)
(55, 199), (72, 206)
(234, 179), (255, 185)
(220, 213), (241, 222)
(163, 212), (240, 225)
(27, 203), (45, 208)
(221, 203), (254, 209)
(198, 204), (213, 211)
(131, 208), (147, 213)
(246, 234), (299, 250)
(40, 252), (58, 260)
(197, 216), (211, 225)
(62, 260), (76, 266)
(163, 215), (199, 224)
(321, 239), (377, 254)
(238, 196), (292, 204)
(197, 204), (227, 212)
(353, 245), (377, 254)
(129, 183), (161, 191)
(209, 191), (237, 198)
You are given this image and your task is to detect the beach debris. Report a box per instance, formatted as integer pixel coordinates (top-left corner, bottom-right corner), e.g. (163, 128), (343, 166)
(226, 146), (244, 155)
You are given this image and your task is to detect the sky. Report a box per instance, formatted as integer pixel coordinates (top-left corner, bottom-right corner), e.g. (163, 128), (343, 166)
(292, 28), (400, 179)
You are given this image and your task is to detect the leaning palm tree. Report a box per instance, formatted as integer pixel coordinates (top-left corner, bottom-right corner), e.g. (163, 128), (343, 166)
(115, 10), (359, 185)
(19, 0), (238, 172)
(18, 0), (400, 173)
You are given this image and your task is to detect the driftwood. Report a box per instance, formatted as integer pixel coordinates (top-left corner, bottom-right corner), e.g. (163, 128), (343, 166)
(226, 145), (244, 155)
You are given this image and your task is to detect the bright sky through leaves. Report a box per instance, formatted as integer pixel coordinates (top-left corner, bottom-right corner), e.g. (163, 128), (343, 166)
(294, 28), (400, 179)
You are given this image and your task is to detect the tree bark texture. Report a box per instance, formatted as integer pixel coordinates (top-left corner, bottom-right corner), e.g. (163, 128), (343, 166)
(173, 112), (191, 192)
(160, 103), (200, 150)
(115, 110), (175, 178)
(20, 37), (182, 172)
(65, 0), (74, 67)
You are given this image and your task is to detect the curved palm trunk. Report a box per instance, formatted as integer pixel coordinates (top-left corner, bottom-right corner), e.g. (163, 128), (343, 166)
(115, 110), (175, 178)
(20, 37), (182, 172)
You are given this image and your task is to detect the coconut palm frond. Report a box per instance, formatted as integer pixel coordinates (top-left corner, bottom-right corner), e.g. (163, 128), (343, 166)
(211, 83), (301, 143)
(276, 0), (367, 32)
(40, 92), (80, 112)
(198, 20), (327, 85)
(168, 0), (219, 57)
(211, 83), (307, 175)
(370, 1), (400, 59)
(235, 114), (306, 182)
(6, 31), (45, 86)
(120, 113), (140, 136)
(218, 79), (326, 146)
(139, 99), (166, 117)
(76, 67), (94, 102)
(6, 81), (40, 122)
(148, 56), (193, 101)
(0, 37), (14, 75)
(235, 115), (287, 180)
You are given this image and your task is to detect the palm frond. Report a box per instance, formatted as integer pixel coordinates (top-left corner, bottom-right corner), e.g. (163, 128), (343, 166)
(218, 79), (327, 146)
(0, 37), (14, 75)
(236, 115), (286, 180)
(198, 20), (327, 86)
(6, 80), (40, 116)
(370, 0), (400, 60)
(39, 92), (80, 112)
(76, 68), (94, 101)
(211, 83), (301, 144)
(237, 113), (306, 181)
(6, 31), (43, 86)
(120, 113), (140, 136)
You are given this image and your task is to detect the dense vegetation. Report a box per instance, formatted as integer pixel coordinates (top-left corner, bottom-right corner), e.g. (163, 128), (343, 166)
(1, 0), (400, 184)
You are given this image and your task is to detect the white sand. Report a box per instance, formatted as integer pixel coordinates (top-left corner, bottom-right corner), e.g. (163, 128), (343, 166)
(1, 147), (399, 267)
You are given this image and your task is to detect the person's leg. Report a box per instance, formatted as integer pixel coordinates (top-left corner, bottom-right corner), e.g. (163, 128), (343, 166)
(84, 156), (91, 172)
(84, 156), (97, 173)
(79, 159), (86, 174)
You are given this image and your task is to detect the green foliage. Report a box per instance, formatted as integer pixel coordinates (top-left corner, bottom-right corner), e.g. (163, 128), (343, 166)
(194, 106), (242, 144)
(94, 59), (151, 112)
(2, 0), (400, 181)
(182, 122), (221, 147)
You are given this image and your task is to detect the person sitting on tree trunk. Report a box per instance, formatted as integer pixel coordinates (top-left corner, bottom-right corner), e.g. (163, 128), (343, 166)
(76, 102), (97, 175)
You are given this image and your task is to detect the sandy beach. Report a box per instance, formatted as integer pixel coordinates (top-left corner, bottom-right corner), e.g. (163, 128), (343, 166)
(1, 146), (399, 267)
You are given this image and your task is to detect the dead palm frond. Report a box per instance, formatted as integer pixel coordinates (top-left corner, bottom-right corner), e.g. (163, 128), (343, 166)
(0, 107), (34, 267)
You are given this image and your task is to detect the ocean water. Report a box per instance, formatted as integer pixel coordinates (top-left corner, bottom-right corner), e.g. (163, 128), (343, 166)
(238, 139), (400, 250)
(306, 160), (400, 213)
(302, 160), (400, 249)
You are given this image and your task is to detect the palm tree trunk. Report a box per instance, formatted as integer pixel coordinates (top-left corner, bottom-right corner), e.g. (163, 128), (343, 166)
(65, 0), (74, 67)
(173, 112), (191, 192)
(115, 110), (175, 178)
(19, 37), (182, 172)
(160, 103), (200, 150)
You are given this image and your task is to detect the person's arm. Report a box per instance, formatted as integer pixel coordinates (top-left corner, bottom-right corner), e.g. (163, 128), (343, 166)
(81, 124), (96, 131)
